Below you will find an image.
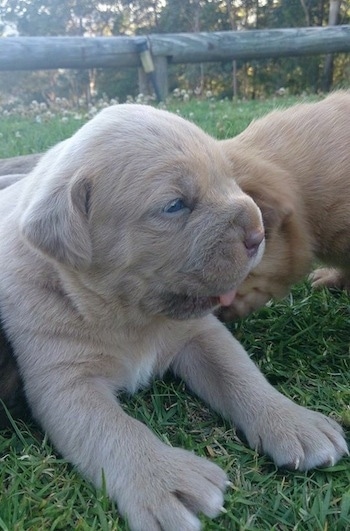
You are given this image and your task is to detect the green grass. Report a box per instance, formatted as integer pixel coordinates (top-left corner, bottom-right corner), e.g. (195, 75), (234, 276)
(0, 96), (349, 530)
(0, 116), (85, 158)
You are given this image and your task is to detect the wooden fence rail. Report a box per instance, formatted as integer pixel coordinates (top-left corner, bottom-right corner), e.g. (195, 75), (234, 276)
(1, 26), (350, 99)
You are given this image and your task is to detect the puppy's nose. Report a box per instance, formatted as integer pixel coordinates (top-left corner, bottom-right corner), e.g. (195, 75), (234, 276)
(244, 229), (264, 258)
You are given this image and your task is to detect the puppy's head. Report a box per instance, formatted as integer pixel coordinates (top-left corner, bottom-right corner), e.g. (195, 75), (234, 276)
(219, 140), (313, 321)
(20, 105), (265, 320)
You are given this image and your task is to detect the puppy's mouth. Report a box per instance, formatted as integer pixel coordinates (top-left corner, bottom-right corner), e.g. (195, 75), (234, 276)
(154, 288), (237, 320)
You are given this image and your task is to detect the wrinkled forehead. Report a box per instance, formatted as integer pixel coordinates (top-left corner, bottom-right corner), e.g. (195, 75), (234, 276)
(116, 140), (238, 206)
(80, 106), (234, 187)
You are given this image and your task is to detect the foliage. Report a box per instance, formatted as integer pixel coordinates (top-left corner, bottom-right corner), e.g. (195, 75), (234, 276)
(0, 2), (350, 103)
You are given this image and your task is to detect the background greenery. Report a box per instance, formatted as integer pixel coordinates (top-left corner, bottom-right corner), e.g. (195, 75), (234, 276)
(0, 0), (350, 105)
(0, 95), (349, 530)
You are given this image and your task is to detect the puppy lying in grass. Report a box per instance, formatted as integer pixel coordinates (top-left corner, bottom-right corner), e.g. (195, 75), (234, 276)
(0, 104), (347, 531)
(219, 91), (350, 321)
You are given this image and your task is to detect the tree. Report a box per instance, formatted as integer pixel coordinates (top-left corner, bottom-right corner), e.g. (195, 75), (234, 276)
(322, 0), (342, 91)
(0, 0), (350, 103)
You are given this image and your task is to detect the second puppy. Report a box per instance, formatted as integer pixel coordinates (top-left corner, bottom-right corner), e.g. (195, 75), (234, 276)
(220, 91), (350, 320)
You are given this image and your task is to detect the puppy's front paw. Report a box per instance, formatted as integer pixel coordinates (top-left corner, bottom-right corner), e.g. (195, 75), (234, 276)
(309, 267), (349, 290)
(243, 398), (348, 471)
(219, 289), (271, 321)
(118, 445), (227, 531)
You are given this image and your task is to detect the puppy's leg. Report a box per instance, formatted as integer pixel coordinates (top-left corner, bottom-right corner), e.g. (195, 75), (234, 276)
(23, 355), (227, 531)
(309, 267), (350, 290)
(218, 288), (272, 321)
(171, 315), (348, 471)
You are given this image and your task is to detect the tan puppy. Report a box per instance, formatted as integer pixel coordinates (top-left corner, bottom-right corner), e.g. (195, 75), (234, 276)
(0, 104), (347, 531)
(220, 91), (350, 321)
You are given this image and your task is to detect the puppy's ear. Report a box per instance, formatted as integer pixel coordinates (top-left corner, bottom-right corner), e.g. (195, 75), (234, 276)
(20, 173), (92, 269)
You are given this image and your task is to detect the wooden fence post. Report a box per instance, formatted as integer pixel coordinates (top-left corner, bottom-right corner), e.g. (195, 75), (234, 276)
(136, 37), (164, 101)
(138, 67), (148, 97)
(137, 55), (168, 101)
(154, 56), (168, 101)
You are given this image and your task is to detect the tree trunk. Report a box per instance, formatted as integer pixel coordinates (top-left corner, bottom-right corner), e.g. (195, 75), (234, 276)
(226, 1), (238, 100)
(192, 0), (204, 95)
(299, 0), (311, 26)
(322, 0), (341, 92)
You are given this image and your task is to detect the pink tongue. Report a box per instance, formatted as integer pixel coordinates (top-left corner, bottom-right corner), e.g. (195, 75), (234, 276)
(219, 289), (237, 307)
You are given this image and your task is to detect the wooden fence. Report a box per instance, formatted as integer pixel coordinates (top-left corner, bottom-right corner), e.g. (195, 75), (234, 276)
(1, 25), (350, 100)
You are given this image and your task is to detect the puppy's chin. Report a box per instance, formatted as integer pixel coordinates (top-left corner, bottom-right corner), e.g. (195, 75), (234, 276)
(138, 245), (265, 321)
(157, 293), (222, 320)
(142, 289), (238, 320)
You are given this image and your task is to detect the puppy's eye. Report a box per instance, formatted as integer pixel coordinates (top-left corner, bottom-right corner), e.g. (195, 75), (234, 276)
(163, 198), (189, 214)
